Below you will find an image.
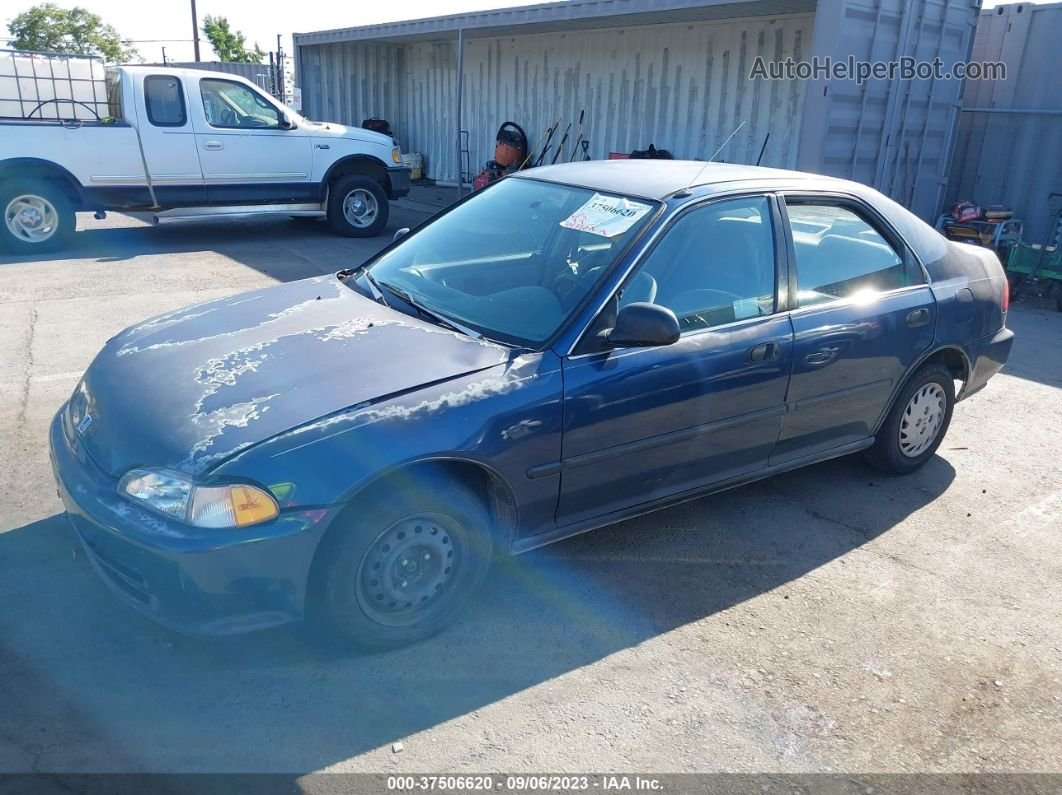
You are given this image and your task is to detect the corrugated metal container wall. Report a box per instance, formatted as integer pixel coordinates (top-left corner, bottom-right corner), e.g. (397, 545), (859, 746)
(298, 42), (403, 133)
(797, 0), (977, 221)
(947, 3), (1062, 243)
(301, 14), (814, 183)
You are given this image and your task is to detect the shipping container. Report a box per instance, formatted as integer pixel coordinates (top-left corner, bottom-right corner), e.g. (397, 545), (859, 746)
(294, 0), (977, 221)
(947, 2), (1062, 245)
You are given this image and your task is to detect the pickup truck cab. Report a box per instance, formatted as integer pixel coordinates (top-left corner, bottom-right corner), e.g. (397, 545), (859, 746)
(0, 58), (410, 253)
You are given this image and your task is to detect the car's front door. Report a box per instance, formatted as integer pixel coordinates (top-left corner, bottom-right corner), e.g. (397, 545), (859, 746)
(191, 77), (313, 203)
(770, 196), (936, 464)
(557, 195), (794, 526)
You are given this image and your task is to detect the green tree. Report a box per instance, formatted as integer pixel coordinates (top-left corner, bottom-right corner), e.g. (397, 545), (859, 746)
(201, 16), (264, 63)
(7, 3), (137, 62)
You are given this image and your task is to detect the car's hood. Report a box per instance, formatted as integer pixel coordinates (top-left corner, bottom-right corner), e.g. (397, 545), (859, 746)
(77, 275), (511, 477)
(306, 121), (392, 146)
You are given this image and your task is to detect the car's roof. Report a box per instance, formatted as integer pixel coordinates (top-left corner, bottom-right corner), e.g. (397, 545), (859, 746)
(514, 159), (952, 270)
(117, 65), (257, 85)
(516, 160), (848, 200)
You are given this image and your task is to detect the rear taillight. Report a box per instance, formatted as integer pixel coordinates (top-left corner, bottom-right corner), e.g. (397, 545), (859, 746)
(1002, 279), (1010, 313)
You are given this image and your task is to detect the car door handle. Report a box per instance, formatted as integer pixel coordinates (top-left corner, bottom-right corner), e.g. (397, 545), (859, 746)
(906, 308), (931, 327)
(746, 342), (780, 364)
(805, 346), (841, 366)
(202, 141), (224, 151)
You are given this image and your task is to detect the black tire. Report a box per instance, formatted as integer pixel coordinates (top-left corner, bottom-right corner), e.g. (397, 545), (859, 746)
(309, 476), (494, 651)
(0, 178), (76, 254)
(326, 175), (389, 238)
(865, 363), (955, 475)
(1008, 275), (1023, 303)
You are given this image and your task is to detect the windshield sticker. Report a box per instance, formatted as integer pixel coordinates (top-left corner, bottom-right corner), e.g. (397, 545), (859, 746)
(560, 194), (652, 238)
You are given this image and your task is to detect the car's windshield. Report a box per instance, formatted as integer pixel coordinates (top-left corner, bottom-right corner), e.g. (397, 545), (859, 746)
(364, 178), (658, 347)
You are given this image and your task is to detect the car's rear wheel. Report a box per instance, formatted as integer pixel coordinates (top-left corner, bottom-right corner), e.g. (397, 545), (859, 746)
(326, 175), (389, 238)
(1, 178), (75, 254)
(865, 363), (955, 474)
(310, 477), (494, 650)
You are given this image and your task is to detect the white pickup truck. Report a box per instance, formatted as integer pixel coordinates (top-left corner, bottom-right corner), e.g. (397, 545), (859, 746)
(0, 52), (410, 253)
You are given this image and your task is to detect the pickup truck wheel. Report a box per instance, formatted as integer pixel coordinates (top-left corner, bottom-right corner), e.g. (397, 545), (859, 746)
(327, 175), (389, 238)
(309, 477), (493, 651)
(865, 363), (955, 475)
(1, 180), (75, 254)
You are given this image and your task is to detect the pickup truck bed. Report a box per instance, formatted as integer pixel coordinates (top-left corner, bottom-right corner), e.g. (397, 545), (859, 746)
(1, 54), (410, 253)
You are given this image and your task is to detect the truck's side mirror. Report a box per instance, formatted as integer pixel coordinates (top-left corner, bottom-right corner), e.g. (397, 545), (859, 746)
(278, 112), (295, 130)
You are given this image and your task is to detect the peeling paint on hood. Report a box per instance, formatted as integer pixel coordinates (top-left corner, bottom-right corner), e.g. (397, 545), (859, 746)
(78, 275), (512, 477)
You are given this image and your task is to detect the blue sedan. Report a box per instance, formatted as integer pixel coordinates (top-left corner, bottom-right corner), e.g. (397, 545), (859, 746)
(50, 161), (1013, 648)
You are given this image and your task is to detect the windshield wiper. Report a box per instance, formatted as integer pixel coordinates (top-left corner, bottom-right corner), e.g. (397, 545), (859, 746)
(339, 266), (389, 306)
(375, 281), (482, 340)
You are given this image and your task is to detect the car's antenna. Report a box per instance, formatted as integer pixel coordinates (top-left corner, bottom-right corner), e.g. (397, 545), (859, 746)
(673, 120), (747, 198)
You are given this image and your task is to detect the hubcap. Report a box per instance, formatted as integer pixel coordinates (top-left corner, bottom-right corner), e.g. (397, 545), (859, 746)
(342, 188), (378, 228)
(898, 382), (946, 458)
(355, 514), (461, 627)
(5, 194), (59, 243)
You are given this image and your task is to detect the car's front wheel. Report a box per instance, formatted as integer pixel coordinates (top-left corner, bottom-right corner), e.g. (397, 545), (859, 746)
(326, 175), (389, 238)
(310, 477), (494, 650)
(1, 178), (76, 254)
(865, 363), (955, 474)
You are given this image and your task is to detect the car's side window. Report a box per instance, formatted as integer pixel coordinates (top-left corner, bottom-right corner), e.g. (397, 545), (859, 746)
(619, 196), (776, 333)
(143, 75), (185, 127)
(785, 201), (910, 307)
(200, 78), (280, 129)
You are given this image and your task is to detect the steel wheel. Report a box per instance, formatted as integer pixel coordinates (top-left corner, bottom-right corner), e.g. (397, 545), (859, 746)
(342, 188), (379, 229)
(898, 382), (947, 458)
(5, 194), (59, 244)
(355, 512), (463, 628)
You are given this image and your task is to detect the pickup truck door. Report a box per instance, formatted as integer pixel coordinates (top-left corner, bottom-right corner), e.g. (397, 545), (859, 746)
(190, 77), (314, 204)
(130, 73), (207, 205)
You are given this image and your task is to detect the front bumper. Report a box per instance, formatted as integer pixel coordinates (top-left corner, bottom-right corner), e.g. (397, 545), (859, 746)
(386, 166), (412, 198)
(962, 326), (1015, 400)
(49, 408), (329, 635)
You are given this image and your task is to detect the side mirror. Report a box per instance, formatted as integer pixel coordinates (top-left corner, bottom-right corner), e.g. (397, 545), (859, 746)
(392, 227), (411, 243)
(604, 302), (680, 348)
(279, 112), (296, 130)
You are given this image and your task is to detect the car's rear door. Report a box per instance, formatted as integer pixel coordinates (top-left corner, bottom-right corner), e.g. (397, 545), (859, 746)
(556, 194), (794, 526)
(770, 195), (936, 464)
(129, 73), (207, 205)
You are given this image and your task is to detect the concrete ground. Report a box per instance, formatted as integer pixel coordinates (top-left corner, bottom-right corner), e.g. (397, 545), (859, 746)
(0, 210), (1060, 775)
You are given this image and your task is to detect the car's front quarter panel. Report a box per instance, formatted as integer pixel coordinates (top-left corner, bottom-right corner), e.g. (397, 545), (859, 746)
(49, 405), (325, 635)
(212, 351), (565, 543)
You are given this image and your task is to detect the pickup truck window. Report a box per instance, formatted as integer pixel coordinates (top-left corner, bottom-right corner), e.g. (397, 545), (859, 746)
(105, 69), (122, 120)
(144, 75), (186, 127)
(200, 78), (280, 129)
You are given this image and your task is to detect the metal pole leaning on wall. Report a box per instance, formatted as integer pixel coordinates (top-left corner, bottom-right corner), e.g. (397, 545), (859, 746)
(455, 28), (465, 197)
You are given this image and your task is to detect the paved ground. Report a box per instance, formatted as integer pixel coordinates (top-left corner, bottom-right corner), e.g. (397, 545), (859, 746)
(0, 211), (1060, 775)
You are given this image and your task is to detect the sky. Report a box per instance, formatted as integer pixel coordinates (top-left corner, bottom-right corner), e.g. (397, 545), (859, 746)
(1, 0), (1043, 64)
(1, 0), (538, 63)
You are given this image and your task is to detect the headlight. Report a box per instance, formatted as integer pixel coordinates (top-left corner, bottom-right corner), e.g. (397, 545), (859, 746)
(118, 468), (278, 529)
(391, 146), (402, 164)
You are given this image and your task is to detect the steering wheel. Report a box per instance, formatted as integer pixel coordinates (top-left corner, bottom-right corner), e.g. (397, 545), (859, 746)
(550, 252), (612, 309)
(218, 108), (238, 127)
(240, 116), (270, 128)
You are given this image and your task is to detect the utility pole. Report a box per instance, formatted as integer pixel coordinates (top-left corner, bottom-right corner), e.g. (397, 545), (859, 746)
(190, 0), (201, 61)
